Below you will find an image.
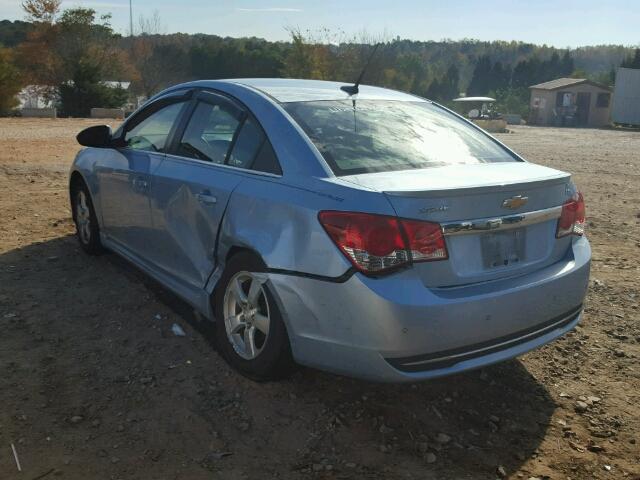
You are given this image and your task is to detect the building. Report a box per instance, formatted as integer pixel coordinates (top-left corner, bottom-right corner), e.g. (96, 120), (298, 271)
(17, 85), (57, 109)
(528, 78), (612, 127)
(612, 67), (640, 127)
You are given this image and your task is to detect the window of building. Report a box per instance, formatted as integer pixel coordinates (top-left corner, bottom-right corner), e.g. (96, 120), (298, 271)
(596, 93), (610, 108)
(556, 91), (572, 107)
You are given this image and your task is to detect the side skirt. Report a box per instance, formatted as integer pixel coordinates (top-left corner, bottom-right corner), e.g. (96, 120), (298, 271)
(100, 233), (214, 320)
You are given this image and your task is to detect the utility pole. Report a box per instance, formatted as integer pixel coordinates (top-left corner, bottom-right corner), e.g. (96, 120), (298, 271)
(129, 0), (133, 36)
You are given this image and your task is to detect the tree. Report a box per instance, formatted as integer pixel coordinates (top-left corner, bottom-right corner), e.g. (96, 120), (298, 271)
(58, 64), (128, 116)
(443, 64), (460, 99)
(21, 0), (60, 23)
(0, 20), (32, 47)
(54, 8), (133, 115)
(282, 28), (332, 80)
(467, 55), (492, 95)
(621, 48), (640, 69)
(0, 47), (22, 113)
(561, 51), (574, 76)
(18, 1), (133, 116)
(492, 87), (529, 117)
(16, 0), (60, 86)
(426, 64), (459, 102)
(129, 12), (177, 98)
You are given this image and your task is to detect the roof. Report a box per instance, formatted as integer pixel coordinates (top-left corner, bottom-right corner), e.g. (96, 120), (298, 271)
(529, 77), (611, 91)
(228, 78), (426, 103)
(453, 96), (496, 102)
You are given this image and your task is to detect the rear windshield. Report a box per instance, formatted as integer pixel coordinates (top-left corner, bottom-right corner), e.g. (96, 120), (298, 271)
(283, 100), (518, 176)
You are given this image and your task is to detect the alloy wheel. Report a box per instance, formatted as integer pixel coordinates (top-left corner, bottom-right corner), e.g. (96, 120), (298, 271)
(76, 190), (92, 244)
(223, 271), (271, 360)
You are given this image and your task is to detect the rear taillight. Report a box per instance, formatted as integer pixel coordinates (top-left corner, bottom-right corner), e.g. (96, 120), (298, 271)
(401, 218), (449, 262)
(556, 192), (586, 238)
(318, 211), (448, 274)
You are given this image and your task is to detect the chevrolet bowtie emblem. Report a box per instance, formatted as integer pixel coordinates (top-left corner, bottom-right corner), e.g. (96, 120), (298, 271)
(502, 195), (528, 209)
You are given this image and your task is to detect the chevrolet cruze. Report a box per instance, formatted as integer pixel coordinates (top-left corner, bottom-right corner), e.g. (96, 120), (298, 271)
(70, 79), (590, 382)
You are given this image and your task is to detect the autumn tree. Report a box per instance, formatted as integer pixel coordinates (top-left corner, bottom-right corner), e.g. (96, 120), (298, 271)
(0, 47), (22, 113)
(18, 0), (133, 116)
(21, 0), (60, 23)
(282, 28), (333, 79)
(16, 0), (59, 86)
(129, 12), (185, 98)
(54, 8), (131, 115)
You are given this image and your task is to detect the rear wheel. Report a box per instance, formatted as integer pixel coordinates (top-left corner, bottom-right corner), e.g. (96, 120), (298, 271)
(72, 181), (103, 254)
(215, 253), (294, 380)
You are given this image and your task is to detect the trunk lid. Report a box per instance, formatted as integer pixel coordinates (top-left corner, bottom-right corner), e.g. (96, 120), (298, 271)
(344, 163), (574, 287)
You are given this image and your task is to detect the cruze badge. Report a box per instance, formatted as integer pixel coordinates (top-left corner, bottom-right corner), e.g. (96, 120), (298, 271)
(502, 195), (528, 209)
(419, 205), (450, 214)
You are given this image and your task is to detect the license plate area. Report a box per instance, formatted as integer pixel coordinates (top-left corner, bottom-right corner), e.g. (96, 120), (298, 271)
(481, 228), (526, 268)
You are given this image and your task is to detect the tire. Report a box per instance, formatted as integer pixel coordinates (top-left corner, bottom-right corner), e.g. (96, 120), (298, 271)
(71, 180), (104, 255)
(214, 252), (294, 381)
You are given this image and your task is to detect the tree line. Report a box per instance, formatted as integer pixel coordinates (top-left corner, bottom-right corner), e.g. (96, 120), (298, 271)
(0, 1), (638, 116)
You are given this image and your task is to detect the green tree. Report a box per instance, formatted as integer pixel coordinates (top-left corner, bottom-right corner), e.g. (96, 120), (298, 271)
(55, 8), (132, 115)
(467, 55), (492, 95)
(621, 48), (640, 69)
(491, 87), (529, 117)
(0, 20), (32, 47)
(0, 47), (22, 113)
(19, 1), (133, 116)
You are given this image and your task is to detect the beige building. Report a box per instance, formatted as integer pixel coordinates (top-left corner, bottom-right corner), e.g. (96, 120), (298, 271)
(529, 78), (612, 127)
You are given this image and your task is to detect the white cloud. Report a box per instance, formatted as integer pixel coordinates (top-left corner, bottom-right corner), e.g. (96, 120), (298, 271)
(236, 7), (302, 13)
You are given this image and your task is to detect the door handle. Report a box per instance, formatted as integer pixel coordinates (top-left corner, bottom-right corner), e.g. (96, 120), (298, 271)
(196, 192), (217, 205)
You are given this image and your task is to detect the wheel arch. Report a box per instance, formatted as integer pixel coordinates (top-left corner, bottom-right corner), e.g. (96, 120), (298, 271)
(69, 170), (88, 219)
(225, 246), (267, 268)
(69, 168), (103, 230)
(208, 245), (267, 315)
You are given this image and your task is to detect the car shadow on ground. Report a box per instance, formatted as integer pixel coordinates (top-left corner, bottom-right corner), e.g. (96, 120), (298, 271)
(0, 235), (558, 479)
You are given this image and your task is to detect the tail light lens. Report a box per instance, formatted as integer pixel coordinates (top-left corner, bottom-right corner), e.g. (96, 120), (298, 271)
(401, 218), (449, 262)
(318, 211), (448, 274)
(556, 192), (586, 238)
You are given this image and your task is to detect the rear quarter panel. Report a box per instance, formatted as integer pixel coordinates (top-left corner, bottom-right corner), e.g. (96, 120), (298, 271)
(216, 174), (396, 278)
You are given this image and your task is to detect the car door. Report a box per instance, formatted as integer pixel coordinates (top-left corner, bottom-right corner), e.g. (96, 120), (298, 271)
(97, 92), (190, 258)
(147, 91), (250, 289)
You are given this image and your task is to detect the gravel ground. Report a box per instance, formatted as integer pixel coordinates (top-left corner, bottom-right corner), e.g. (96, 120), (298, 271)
(0, 118), (638, 479)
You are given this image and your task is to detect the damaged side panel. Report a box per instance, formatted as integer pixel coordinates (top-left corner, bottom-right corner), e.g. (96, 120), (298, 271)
(148, 156), (245, 292)
(209, 175), (395, 289)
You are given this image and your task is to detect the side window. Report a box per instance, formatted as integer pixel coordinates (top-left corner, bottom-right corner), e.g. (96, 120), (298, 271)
(227, 118), (265, 169)
(227, 116), (282, 175)
(124, 101), (187, 152)
(177, 101), (242, 164)
(252, 141), (282, 175)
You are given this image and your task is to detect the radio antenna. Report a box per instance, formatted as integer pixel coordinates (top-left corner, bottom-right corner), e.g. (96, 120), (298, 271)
(340, 43), (382, 96)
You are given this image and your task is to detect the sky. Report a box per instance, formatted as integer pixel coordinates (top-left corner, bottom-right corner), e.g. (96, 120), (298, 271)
(1, 0), (639, 47)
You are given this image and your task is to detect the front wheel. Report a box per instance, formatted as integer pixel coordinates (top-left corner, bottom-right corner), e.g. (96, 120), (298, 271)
(72, 181), (104, 255)
(214, 253), (294, 380)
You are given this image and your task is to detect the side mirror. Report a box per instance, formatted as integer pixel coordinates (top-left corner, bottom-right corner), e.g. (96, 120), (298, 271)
(77, 125), (112, 148)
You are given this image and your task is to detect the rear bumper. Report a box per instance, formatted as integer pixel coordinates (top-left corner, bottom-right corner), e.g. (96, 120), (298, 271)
(268, 236), (590, 382)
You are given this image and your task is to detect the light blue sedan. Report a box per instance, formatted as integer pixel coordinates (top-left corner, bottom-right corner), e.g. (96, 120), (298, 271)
(70, 79), (590, 382)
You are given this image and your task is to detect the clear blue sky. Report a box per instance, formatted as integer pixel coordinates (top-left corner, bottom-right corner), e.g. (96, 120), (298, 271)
(1, 0), (639, 47)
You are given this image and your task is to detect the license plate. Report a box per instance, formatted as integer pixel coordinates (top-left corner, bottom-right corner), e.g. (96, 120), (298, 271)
(481, 228), (526, 268)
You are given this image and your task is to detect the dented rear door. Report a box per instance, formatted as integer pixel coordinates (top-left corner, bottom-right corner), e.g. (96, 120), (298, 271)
(146, 91), (247, 289)
(148, 155), (243, 289)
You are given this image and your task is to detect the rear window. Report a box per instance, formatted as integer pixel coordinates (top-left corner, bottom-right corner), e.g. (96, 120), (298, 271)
(283, 100), (517, 176)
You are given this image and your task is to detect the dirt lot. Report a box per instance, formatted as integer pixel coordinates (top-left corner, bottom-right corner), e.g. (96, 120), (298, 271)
(0, 118), (638, 479)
